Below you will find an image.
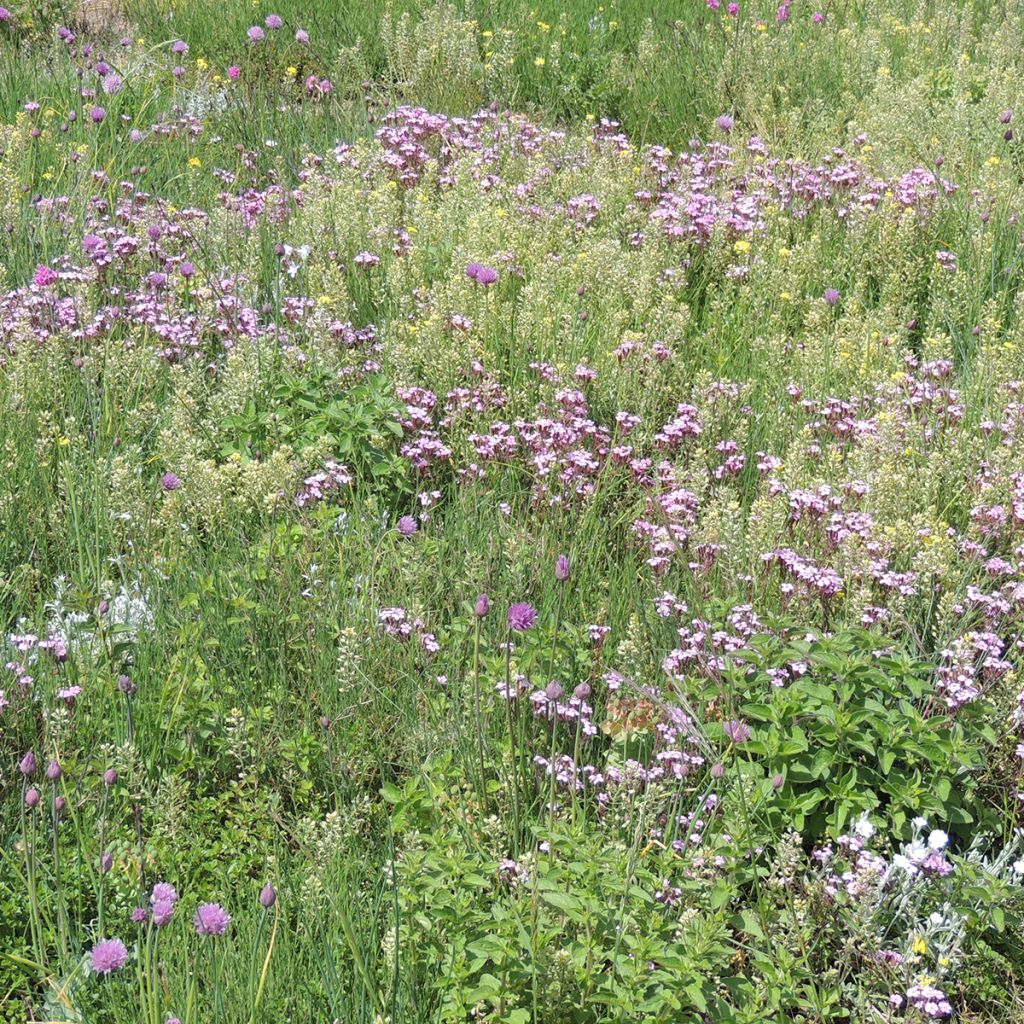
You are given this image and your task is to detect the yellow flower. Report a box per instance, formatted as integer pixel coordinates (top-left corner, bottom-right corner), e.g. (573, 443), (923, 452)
(287, 66), (298, 77)
(482, 29), (493, 38)
(188, 157), (202, 169)
(780, 291), (792, 301)
(912, 935), (928, 955)
(534, 57), (545, 67)
(733, 239), (751, 254)
(537, 20), (550, 31)
(196, 57), (208, 71)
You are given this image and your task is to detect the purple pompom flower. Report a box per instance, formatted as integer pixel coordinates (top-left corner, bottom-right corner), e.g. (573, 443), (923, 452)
(90, 938), (128, 974)
(474, 594), (490, 618)
(161, 472), (181, 491)
(265, 13), (282, 29)
(508, 602), (537, 631)
(555, 554), (571, 582)
(247, 26), (265, 42)
(194, 902), (231, 936)
(259, 883), (276, 908)
(397, 515), (418, 537)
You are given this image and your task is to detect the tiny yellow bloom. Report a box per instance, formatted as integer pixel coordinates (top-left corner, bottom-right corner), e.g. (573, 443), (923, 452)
(196, 57), (208, 71)
(482, 30), (492, 38)
(188, 157), (202, 169)
(733, 239), (751, 254)
(534, 57), (545, 67)
(287, 66), (298, 77)
(912, 936), (928, 955)
(780, 291), (792, 301)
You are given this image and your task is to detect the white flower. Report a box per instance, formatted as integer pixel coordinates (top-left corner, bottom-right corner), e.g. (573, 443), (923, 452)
(912, 816), (929, 829)
(927, 829), (948, 851)
(892, 854), (919, 875)
(928, 911), (944, 926)
(853, 813), (876, 839)
(1012, 858), (1024, 876)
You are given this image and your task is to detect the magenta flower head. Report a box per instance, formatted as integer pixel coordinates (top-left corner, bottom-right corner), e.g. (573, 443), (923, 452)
(723, 719), (751, 743)
(812, 9), (824, 21)
(710, 762), (725, 779)
(476, 266), (498, 286)
(194, 902), (231, 936)
(90, 106), (106, 124)
(247, 25), (265, 42)
(824, 288), (840, 306)
(465, 262), (483, 281)
(131, 906), (149, 923)
(397, 515), (417, 537)
(33, 266), (57, 287)
(715, 113), (734, 132)
(102, 73), (123, 96)
(295, 28), (309, 44)
(103, 768), (118, 786)
(152, 900), (175, 927)
(161, 472), (181, 491)
(265, 13), (282, 29)
(101, 851), (114, 874)
(46, 759), (62, 781)
(90, 938), (127, 974)
(259, 883), (276, 908)
(180, 261), (195, 279)
(25, 787), (40, 809)
(172, 39), (188, 55)
(19, 750), (37, 777)
(508, 602), (537, 632)
(1000, 109), (1014, 124)
(151, 882), (178, 906)
(228, 65), (240, 80)
(0, 8), (10, 22)
(554, 554), (571, 582)
(474, 593), (490, 618)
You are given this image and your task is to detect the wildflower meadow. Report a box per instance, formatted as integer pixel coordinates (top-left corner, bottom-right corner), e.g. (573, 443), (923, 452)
(4, 0), (1024, 1021)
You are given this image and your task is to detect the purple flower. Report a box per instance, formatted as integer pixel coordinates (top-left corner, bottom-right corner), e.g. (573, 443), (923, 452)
(152, 900), (175, 927)
(101, 851), (114, 873)
(194, 902), (231, 936)
(465, 262), (483, 281)
(18, 750), (36, 777)
(265, 13), (282, 29)
(90, 106), (106, 124)
(715, 114), (734, 132)
(180, 261), (195, 279)
(824, 288), (840, 305)
(1000, 109), (1013, 124)
(474, 594), (490, 618)
(161, 472), (181, 491)
(102, 73), (123, 96)
(508, 602), (537, 631)
(150, 882), (178, 906)
(723, 719), (751, 743)
(247, 26), (265, 42)
(33, 266), (57, 287)
(90, 938), (127, 974)
(476, 266), (498, 286)
(131, 906), (149, 923)
(554, 554), (571, 582)
(103, 768), (118, 786)
(0, 8), (10, 22)
(172, 40), (188, 55)
(46, 759), (61, 781)
(397, 515), (418, 537)
(25, 787), (40, 809)
(295, 29), (309, 45)
(259, 883), (276, 908)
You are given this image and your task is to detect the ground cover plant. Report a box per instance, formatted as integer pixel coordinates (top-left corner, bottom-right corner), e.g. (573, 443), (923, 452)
(4, 0), (1024, 1021)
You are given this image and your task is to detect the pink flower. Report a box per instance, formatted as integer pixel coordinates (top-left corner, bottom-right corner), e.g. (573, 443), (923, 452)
(228, 65), (240, 80)
(33, 266), (57, 287)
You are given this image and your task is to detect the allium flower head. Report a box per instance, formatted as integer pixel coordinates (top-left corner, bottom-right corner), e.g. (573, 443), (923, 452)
(152, 900), (175, 927)
(824, 288), (840, 305)
(247, 26), (265, 42)
(474, 594), (490, 618)
(33, 266), (57, 287)
(90, 106), (106, 124)
(102, 73), (123, 95)
(0, 8), (10, 21)
(151, 882), (178, 906)
(25, 787), (40, 809)
(554, 554), (571, 581)
(397, 515), (417, 537)
(508, 602), (537, 631)
(295, 28), (309, 44)
(90, 938), (127, 974)
(161, 472), (181, 491)
(265, 13), (282, 29)
(723, 719), (750, 743)
(476, 265), (498, 286)
(715, 114), (734, 132)
(194, 902), (231, 936)
(228, 65), (240, 80)
(46, 759), (62, 780)
(131, 906), (149, 923)
(259, 883), (276, 908)
(19, 750), (36, 776)
(172, 39), (188, 54)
